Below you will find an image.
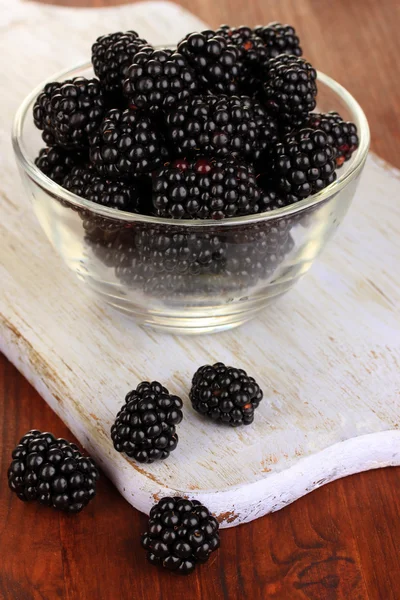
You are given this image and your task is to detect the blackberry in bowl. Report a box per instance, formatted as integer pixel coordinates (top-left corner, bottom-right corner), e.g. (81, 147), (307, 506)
(13, 53), (369, 334)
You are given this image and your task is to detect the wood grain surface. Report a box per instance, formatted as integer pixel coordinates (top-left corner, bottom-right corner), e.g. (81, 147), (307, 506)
(1, 0), (400, 598)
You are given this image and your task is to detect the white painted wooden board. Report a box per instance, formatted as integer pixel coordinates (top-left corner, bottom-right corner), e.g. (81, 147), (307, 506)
(1, 0), (400, 528)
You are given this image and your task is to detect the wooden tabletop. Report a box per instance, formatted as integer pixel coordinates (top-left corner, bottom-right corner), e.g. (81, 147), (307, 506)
(1, 0), (399, 598)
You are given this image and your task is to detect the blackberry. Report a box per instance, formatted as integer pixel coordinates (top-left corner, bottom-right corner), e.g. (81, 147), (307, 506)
(216, 25), (269, 92)
(8, 430), (99, 512)
(111, 381), (183, 463)
(63, 165), (143, 213)
(123, 48), (198, 113)
(263, 55), (317, 125)
(166, 94), (278, 162)
(33, 81), (61, 146)
(305, 111), (359, 167)
(35, 146), (86, 184)
(177, 30), (240, 94)
(90, 108), (169, 179)
(152, 157), (262, 219)
(190, 362), (263, 426)
(270, 128), (337, 199)
(92, 31), (150, 96)
(253, 22), (302, 58)
(142, 496), (220, 575)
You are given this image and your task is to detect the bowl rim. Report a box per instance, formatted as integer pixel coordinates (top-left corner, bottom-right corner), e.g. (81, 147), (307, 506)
(12, 61), (370, 228)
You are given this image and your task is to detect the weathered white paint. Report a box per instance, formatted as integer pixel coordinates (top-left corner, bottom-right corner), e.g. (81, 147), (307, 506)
(1, 0), (400, 527)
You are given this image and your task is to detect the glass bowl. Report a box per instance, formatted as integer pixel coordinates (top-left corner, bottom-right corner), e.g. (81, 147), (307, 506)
(12, 62), (370, 334)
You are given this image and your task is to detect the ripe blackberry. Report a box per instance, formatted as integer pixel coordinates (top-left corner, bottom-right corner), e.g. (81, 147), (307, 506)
(63, 165), (143, 213)
(190, 362), (263, 426)
(253, 22), (302, 58)
(216, 25), (269, 92)
(142, 496), (220, 575)
(90, 108), (168, 179)
(123, 48), (198, 113)
(152, 157), (262, 219)
(111, 382), (183, 463)
(263, 55), (317, 125)
(166, 94), (278, 162)
(35, 146), (86, 184)
(271, 128), (337, 198)
(305, 111), (359, 167)
(177, 30), (240, 94)
(33, 81), (61, 145)
(37, 78), (106, 148)
(8, 430), (99, 512)
(92, 31), (150, 96)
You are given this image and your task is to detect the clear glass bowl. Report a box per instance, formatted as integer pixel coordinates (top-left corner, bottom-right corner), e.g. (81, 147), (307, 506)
(12, 62), (370, 334)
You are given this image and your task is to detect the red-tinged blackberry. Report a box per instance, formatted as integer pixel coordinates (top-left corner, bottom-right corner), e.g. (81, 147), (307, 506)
(111, 382), (183, 463)
(263, 55), (317, 125)
(190, 362), (263, 426)
(8, 430), (99, 512)
(142, 496), (220, 575)
(92, 31), (150, 96)
(152, 157), (262, 219)
(253, 22), (302, 59)
(90, 107), (169, 179)
(166, 94), (278, 162)
(270, 128), (337, 199)
(305, 111), (359, 167)
(123, 48), (198, 113)
(177, 30), (240, 94)
(35, 146), (86, 184)
(216, 25), (269, 92)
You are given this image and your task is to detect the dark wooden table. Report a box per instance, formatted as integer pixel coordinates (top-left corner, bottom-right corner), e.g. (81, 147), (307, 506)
(1, 0), (400, 598)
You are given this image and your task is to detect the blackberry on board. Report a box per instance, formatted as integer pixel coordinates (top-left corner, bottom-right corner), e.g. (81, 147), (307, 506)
(92, 31), (150, 96)
(123, 48), (198, 113)
(166, 94), (278, 162)
(305, 111), (359, 167)
(89, 107), (169, 179)
(36, 77), (106, 149)
(263, 54), (317, 126)
(111, 381), (183, 463)
(152, 157), (262, 219)
(254, 22), (302, 58)
(8, 430), (99, 513)
(270, 128), (337, 199)
(35, 146), (86, 184)
(190, 362), (263, 426)
(177, 30), (240, 95)
(142, 496), (220, 575)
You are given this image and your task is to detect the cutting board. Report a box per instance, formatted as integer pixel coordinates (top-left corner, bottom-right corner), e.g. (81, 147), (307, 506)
(1, 0), (400, 528)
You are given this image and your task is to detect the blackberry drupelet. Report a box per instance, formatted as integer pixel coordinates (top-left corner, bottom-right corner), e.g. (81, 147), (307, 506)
(35, 146), (86, 184)
(44, 78), (106, 148)
(90, 107), (168, 179)
(177, 30), (240, 95)
(152, 157), (262, 219)
(253, 22), (302, 58)
(166, 94), (278, 162)
(33, 82), (61, 146)
(270, 128), (337, 198)
(123, 48), (198, 113)
(305, 111), (359, 167)
(111, 381), (183, 463)
(190, 362), (263, 426)
(142, 496), (220, 575)
(216, 25), (269, 92)
(92, 31), (150, 96)
(263, 55), (317, 126)
(8, 430), (99, 512)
